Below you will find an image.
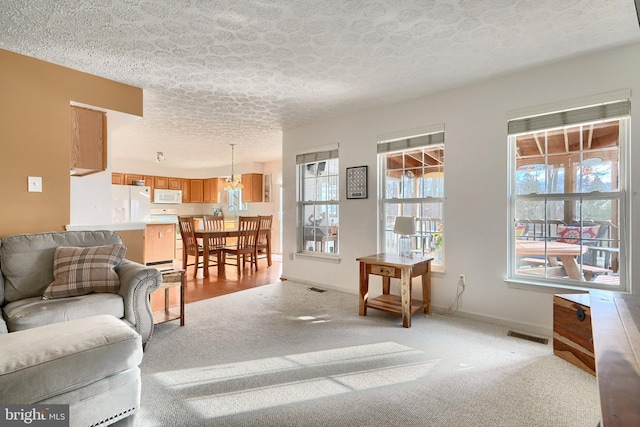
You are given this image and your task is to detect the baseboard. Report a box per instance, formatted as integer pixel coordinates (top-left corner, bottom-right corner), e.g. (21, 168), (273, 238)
(282, 275), (553, 338)
(280, 276), (347, 293)
(432, 305), (553, 339)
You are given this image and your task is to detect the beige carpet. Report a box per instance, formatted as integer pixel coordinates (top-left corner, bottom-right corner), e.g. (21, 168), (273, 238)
(138, 281), (600, 426)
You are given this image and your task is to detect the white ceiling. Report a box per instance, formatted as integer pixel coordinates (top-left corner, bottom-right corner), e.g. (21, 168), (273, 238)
(2, 1), (639, 172)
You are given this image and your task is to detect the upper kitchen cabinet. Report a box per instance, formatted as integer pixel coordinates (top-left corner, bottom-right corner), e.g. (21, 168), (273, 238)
(124, 174), (144, 185)
(112, 172), (124, 185)
(168, 178), (181, 189)
(144, 175), (156, 202)
(203, 178), (221, 203)
(70, 106), (107, 176)
(216, 178), (228, 204)
(190, 179), (204, 203)
(181, 179), (190, 203)
(241, 173), (263, 202)
(154, 176), (169, 189)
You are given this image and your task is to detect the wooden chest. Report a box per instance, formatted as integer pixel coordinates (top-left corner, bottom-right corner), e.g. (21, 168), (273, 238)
(553, 293), (595, 376)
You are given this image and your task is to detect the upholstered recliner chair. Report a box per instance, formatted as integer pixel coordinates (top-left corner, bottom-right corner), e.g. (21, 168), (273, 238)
(0, 231), (162, 344)
(0, 230), (161, 344)
(0, 230), (162, 426)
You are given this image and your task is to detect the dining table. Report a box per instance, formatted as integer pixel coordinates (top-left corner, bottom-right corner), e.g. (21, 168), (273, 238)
(515, 240), (588, 280)
(193, 227), (271, 277)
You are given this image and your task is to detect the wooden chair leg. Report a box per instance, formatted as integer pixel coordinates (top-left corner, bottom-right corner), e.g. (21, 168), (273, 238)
(193, 253), (199, 278)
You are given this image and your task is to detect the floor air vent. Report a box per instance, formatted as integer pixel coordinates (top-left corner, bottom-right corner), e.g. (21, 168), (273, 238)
(307, 287), (327, 293)
(507, 330), (548, 345)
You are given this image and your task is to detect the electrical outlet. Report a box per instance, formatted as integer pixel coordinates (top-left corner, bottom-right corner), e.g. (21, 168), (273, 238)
(458, 274), (466, 285)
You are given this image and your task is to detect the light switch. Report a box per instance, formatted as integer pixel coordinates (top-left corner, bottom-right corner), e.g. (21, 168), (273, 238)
(28, 176), (42, 192)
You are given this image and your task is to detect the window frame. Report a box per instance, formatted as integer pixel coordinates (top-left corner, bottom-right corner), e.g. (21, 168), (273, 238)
(296, 147), (340, 256)
(377, 130), (445, 270)
(507, 99), (630, 292)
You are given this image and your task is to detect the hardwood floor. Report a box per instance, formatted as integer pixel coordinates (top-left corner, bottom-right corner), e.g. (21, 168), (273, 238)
(150, 257), (283, 311)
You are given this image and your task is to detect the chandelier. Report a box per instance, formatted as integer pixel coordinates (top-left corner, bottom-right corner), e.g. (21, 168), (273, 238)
(224, 144), (244, 190)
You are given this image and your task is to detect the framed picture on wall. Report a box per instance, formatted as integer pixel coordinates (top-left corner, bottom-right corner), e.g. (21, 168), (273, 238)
(346, 166), (368, 199)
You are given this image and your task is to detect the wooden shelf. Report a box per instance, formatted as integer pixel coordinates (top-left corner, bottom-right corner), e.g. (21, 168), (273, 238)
(151, 269), (185, 326)
(366, 294), (425, 317)
(153, 309), (181, 324)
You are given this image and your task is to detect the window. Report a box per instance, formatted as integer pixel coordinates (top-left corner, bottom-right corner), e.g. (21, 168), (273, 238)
(297, 148), (339, 255)
(508, 99), (630, 290)
(378, 131), (445, 268)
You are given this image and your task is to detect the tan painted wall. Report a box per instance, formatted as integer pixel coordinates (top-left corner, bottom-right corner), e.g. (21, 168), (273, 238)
(0, 49), (142, 238)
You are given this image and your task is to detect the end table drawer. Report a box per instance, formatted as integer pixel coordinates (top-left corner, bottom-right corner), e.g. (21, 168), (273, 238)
(370, 265), (396, 277)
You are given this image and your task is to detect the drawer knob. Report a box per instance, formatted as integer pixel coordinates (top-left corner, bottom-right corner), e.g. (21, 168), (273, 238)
(576, 306), (586, 321)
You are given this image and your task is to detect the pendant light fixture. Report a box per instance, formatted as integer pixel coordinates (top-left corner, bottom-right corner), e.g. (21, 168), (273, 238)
(224, 144), (244, 190)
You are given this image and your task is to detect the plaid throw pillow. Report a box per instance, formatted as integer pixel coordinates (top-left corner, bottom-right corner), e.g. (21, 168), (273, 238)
(42, 245), (127, 300)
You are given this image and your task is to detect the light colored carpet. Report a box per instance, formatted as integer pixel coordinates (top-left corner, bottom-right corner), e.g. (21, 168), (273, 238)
(138, 281), (600, 426)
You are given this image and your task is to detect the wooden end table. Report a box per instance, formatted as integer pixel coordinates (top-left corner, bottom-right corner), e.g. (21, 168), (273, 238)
(153, 268), (185, 326)
(356, 253), (433, 328)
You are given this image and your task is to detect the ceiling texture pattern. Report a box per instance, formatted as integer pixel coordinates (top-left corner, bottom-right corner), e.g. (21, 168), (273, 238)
(2, 0), (639, 171)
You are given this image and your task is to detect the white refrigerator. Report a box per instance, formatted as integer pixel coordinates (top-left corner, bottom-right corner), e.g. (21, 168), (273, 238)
(112, 185), (152, 223)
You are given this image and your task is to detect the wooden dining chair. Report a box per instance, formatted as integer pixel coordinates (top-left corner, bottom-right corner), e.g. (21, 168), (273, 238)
(255, 215), (273, 267)
(222, 216), (260, 275)
(177, 215), (204, 278)
(202, 215), (226, 272)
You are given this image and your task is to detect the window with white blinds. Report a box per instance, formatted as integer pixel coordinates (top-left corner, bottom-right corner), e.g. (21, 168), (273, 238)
(507, 98), (630, 291)
(296, 147), (339, 255)
(378, 130), (445, 267)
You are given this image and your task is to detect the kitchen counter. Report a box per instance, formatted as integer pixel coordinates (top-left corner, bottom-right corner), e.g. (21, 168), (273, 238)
(66, 222), (147, 231)
(65, 223), (147, 264)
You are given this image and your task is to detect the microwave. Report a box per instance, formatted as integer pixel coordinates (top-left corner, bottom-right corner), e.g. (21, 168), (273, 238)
(153, 189), (182, 204)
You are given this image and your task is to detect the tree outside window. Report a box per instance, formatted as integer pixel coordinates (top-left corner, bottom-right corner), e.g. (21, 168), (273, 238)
(508, 100), (629, 290)
(378, 131), (445, 268)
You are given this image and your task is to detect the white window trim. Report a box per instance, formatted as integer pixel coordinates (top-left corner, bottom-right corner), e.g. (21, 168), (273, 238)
(296, 145), (340, 259)
(506, 95), (631, 292)
(377, 127), (446, 270)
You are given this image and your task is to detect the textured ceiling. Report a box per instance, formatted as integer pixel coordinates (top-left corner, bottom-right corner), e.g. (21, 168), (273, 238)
(2, 0), (639, 172)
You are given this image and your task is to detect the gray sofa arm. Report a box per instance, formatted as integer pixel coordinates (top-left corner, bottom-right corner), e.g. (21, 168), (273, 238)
(116, 259), (162, 344)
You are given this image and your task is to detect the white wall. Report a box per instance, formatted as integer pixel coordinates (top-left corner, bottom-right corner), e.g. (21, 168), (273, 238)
(69, 170), (112, 225)
(282, 42), (640, 335)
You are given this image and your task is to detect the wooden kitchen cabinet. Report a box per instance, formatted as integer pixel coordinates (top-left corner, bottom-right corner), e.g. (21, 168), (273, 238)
(190, 179), (204, 203)
(241, 173), (263, 202)
(203, 178), (220, 203)
(168, 178), (181, 189)
(218, 178), (228, 204)
(154, 176), (169, 189)
(181, 179), (191, 203)
(124, 174), (144, 185)
(112, 173), (124, 185)
(144, 223), (176, 265)
(144, 175), (156, 202)
(70, 106), (107, 176)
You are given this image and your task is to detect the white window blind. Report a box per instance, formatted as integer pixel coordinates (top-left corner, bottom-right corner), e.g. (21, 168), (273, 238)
(508, 100), (630, 135)
(377, 132), (445, 154)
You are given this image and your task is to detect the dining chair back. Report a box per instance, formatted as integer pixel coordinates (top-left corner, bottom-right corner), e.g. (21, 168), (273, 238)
(203, 215), (226, 247)
(178, 215), (204, 278)
(201, 215), (226, 272)
(222, 216), (260, 275)
(256, 215), (273, 267)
